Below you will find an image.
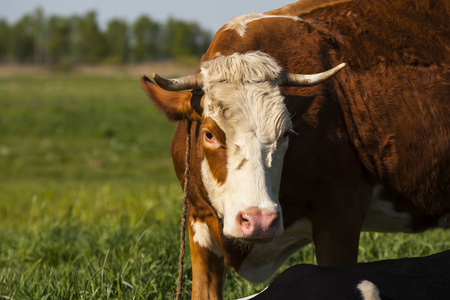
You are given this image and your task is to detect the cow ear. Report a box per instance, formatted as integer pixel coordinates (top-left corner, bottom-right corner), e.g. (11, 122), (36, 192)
(140, 75), (203, 122)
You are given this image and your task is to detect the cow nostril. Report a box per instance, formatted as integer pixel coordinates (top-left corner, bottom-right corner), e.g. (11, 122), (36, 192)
(240, 214), (251, 227)
(239, 212), (259, 233)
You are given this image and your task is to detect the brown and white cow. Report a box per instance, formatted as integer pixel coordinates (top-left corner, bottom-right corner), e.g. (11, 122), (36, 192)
(141, 0), (450, 298)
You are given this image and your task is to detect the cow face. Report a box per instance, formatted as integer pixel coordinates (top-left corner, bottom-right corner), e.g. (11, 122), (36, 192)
(141, 52), (291, 242)
(199, 55), (292, 241)
(141, 51), (344, 243)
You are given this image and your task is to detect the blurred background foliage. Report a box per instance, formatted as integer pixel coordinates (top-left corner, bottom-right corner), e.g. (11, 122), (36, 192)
(0, 7), (212, 67)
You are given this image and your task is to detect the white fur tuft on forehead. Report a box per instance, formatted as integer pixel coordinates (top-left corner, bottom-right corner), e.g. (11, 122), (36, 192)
(200, 51), (281, 90)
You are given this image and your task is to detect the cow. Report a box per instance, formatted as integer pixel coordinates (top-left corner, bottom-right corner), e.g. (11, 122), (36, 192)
(140, 0), (450, 298)
(237, 250), (450, 300)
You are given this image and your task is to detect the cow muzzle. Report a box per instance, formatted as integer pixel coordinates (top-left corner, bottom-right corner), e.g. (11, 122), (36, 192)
(236, 208), (281, 242)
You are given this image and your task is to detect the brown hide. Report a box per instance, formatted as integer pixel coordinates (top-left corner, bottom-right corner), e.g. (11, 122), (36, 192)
(298, 0), (450, 219)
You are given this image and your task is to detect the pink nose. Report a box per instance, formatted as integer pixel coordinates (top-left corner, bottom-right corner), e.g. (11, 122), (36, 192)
(237, 209), (280, 240)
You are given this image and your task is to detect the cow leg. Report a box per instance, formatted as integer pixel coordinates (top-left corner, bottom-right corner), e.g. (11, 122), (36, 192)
(188, 221), (226, 300)
(312, 210), (363, 266)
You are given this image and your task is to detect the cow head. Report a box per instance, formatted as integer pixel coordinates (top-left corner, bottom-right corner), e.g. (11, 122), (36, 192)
(141, 51), (344, 243)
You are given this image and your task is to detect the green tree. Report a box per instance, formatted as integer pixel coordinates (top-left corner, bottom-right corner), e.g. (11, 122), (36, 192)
(10, 14), (35, 63)
(164, 18), (211, 61)
(32, 7), (47, 64)
(74, 11), (106, 63)
(105, 19), (129, 63)
(132, 15), (161, 61)
(0, 19), (11, 61)
(0, 9), (212, 64)
(48, 16), (73, 65)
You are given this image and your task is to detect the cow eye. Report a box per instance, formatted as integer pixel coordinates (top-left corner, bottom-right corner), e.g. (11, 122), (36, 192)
(205, 131), (215, 141)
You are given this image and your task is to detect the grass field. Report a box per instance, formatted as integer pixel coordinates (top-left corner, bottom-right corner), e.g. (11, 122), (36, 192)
(0, 64), (449, 299)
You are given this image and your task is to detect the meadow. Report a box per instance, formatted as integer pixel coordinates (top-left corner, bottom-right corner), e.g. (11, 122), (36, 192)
(0, 64), (449, 299)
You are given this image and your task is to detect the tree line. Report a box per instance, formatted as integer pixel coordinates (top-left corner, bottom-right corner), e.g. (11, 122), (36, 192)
(0, 8), (212, 66)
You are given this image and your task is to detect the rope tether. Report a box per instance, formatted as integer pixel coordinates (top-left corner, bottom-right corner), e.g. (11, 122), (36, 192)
(176, 120), (192, 300)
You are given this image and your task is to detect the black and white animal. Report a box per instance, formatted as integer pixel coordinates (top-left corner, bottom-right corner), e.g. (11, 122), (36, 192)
(238, 250), (450, 300)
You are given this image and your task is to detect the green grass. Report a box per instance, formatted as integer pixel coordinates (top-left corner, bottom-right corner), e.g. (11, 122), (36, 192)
(0, 69), (449, 299)
(0, 74), (176, 184)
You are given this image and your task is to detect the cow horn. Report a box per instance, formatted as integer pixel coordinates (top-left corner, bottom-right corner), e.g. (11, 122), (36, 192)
(152, 73), (203, 91)
(277, 63), (346, 87)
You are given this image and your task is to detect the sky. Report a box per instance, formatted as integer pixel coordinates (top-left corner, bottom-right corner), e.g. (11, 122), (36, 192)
(0, 0), (294, 33)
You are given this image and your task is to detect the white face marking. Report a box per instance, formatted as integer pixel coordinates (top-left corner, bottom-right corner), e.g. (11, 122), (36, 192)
(225, 13), (303, 37)
(199, 52), (292, 239)
(357, 280), (382, 300)
(191, 221), (224, 257)
(363, 185), (412, 232)
(238, 218), (313, 283)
